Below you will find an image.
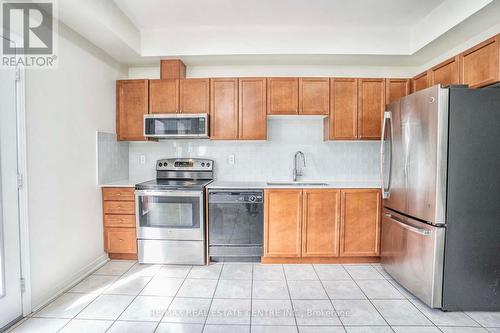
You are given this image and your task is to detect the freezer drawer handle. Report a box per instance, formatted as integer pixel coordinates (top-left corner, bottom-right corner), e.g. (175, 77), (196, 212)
(384, 213), (432, 236)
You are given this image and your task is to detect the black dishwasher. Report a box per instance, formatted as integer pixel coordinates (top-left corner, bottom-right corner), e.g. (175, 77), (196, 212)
(208, 190), (263, 262)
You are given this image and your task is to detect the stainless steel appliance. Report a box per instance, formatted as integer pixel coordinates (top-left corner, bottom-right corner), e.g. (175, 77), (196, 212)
(208, 190), (263, 262)
(381, 85), (500, 311)
(144, 114), (209, 139)
(135, 158), (213, 264)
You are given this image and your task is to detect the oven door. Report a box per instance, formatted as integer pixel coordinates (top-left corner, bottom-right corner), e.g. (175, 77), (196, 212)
(135, 190), (204, 240)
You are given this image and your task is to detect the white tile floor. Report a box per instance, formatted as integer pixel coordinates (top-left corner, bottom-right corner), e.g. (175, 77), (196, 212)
(8, 260), (500, 333)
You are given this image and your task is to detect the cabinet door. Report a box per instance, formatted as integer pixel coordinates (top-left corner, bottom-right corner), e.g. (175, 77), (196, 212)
(180, 78), (210, 113)
(460, 35), (500, 88)
(210, 78), (238, 140)
(430, 56), (460, 87)
(239, 78), (267, 140)
(264, 189), (302, 257)
(340, 189), (381, 257)
(302, 189), (340, 257)
(358, 79), (385, 140)
(267, 78), (299, 115)
(385, 79), (410, 105)
(299, 78), (329, 115)
(411, 71), (430, 92)
(328, 78), (358, 140)
(149, 79), (179, 114)
(116, 80), (148, 141)
(104, 228), (137, 254)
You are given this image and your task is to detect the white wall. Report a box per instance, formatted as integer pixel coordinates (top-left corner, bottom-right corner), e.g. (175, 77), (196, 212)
(129, 118), (380, 183)
(25, 23), (127, 309)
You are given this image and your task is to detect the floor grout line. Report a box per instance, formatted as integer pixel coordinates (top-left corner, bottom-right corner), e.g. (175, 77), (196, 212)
(282, 264), (300, 332)
(341, 264), (396, 333)
(151, 264), (193, 332)
(202, 262), (223, 332)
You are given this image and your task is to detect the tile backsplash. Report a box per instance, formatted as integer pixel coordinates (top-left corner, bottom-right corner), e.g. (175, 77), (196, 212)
(128, 118), (380, 182)
(97, 132), (129, 184)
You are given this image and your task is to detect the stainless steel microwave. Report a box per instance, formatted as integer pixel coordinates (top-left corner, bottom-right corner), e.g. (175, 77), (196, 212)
(144, 114), (209, 139)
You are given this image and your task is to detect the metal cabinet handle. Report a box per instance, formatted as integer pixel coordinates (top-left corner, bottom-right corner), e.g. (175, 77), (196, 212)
(384, 213), (431, 236)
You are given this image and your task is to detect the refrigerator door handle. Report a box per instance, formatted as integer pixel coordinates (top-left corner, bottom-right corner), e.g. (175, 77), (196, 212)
(384, 213), (432, 236)
(380, 111), (392, 199)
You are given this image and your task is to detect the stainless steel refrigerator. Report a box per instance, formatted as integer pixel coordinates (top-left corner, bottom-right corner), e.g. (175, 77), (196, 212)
(380, 84), (500, 311)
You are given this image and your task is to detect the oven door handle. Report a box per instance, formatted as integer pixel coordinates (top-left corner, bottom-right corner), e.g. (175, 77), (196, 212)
(135, 190), (203, 197)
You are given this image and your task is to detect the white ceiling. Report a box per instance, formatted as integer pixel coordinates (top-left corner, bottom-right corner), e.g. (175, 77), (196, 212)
(114, 0), (444, 29)
(57, 0), (499, 67)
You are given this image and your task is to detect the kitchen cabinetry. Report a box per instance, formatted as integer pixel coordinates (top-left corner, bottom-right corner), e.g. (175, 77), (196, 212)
(264, 189), (302, 257)
(210, 78), (239, 139)
(149, 79), (179, 114)
(264, 188), (380, 262)
(299, 78), (330, 115)
(210, 78), (267, 140)
(385, 79), (410, 104)
(325, 78), (358, 140)
(358, 79), (385, 140)
(116, 79), (149, 141)
(430, 56), (461, 87)
(302, 189), (340, 257)
(239, 78), (267, 140)
(180, 78), (210, 114)
(460, 35), (500, 88)
(102, 187), (137, 259)
(160, 59), (186, 79)
(411, 71), (430, 92)
(267, 78), (299, 115)
(340, 189), (381, 257)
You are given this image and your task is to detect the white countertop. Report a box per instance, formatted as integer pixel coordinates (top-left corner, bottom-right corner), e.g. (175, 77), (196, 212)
(99, 179), (148, 188)
(206, 180), (381, 189)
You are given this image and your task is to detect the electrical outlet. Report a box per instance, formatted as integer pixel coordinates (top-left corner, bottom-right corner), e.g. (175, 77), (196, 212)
(228, 154), (235, 165)
(139, 155), (146, 165)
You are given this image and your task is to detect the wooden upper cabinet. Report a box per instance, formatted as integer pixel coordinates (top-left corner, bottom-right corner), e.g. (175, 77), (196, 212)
(116, 79), (149, 141)
(267, 78), (299, 115)
(210, 78), (238, 140)
(340, 189), (381, 257)
(430, 56), (461, 87)
(299, 78), (329, 115)
(385, 79), (410, 105)
(160, 59), (186, 79)
(411, 71), (431, 92)
(149, 79), (179, 114)
(264, 189), (302, 257)
(302, 189), (340, 257)
(180, 79), (210, 114)
(358, 79), (385, 140)
(326, 78), (358, 140)
(239, 78), (267, 140)
(460, 35), (500, 88)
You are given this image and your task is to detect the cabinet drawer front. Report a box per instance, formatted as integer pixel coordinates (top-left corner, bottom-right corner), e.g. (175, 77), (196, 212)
(104, 214), (136, 228)
(103, 201), (135, 214)
(105, 228), (137, 254)
(102, 187), (135, 201)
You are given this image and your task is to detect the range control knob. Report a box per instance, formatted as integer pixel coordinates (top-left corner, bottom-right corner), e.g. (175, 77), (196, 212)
(249, 196), (256, 202)
(201, 162), (205, 167)
(206, 162), (211, 167)
(158, 163), (163, 167)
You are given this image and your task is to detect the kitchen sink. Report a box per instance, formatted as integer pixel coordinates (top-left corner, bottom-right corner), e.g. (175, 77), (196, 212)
(266, 181), (329, 186)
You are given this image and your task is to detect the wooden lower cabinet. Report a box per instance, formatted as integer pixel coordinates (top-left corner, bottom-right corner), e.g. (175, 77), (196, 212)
(264, 189), (302, 257)
(102, 187), (137, 259)
(340, 189), (381, 257)
(263, 188), (381, 262)
(302, 189), (340, 257)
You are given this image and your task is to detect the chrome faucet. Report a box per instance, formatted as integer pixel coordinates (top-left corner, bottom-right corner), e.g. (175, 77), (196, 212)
(293, 151), (306, 182)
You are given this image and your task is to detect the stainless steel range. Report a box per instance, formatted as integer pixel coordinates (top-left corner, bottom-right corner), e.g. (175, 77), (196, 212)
(135, 158), (213, 265)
